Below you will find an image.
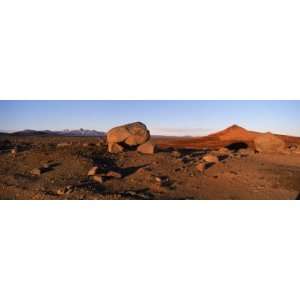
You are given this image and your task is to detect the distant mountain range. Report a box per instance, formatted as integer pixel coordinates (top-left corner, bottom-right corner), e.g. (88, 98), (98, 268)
(6, 129), (106, 137)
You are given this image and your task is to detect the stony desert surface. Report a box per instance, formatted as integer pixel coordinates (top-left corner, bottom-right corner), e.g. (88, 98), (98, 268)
(1, 125), (300, 200)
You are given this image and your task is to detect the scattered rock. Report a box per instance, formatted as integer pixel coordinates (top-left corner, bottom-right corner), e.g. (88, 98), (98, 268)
(42, 163), (50, 170)
(290, 145), (300, 154)
(196, 162), (206, 173)
(57, 142), (71, 148)
(57, 185), (73, 195)
(88, 166), (99, 176)
(137, 141), (155, 154)
(171, 150), (181, 158)
(237, 148), (255, 156)
(202, 154), (219, 164)
(106, 171), (122, 178)
(217, 147), (231, 155)
(92, 175), (103, 183)
(135, 167), (152, 175)
(31, 168), (41, 176)
(254, 133), (286, 153)
(154, 176), (170, 186)
(289, 145), (298, 151)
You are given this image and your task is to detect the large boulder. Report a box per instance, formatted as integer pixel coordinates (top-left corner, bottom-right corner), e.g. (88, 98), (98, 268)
(254, 133), (286, 153)
(107, 122), (150, 153)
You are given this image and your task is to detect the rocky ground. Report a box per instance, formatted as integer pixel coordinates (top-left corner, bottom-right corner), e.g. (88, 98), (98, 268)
(0, 135), (300, 200)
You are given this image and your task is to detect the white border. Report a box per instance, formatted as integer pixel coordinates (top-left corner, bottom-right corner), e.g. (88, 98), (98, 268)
(0, 200), (300, 300)
(0, 0), (300, 100)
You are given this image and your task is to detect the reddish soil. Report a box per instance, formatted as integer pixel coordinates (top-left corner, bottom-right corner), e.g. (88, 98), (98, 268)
(1, 126), (300, 200)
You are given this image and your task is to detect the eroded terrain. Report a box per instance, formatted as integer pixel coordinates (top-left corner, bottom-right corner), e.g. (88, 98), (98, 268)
(1, 135), (300, 200)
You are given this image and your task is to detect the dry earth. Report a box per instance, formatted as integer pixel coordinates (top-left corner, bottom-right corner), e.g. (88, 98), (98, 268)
(1, 132), (300, 200)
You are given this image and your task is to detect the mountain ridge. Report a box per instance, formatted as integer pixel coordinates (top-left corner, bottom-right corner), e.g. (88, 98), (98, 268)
(11, 129), (105, 137)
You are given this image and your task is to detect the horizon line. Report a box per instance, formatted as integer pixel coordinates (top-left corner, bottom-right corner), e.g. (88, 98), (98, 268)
(1, 125), (300, 138)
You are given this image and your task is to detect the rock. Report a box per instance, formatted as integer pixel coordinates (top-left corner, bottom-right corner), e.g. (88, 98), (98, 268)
(171, 150), (181, 158)
(254, 133), (286, 153)
(294, 148), (300, 154)
(42, 163), (50, 170)
(154, 176), (170, 186)
(106, 171), (122, 178)
(196, 162), (206, 172)
(202, 154), (219, 163)
(238, 148), (255, 156)
(57, 185), (73, 195)
(137, 141), (155, 154)
(31, 168), (41, 176)
(11, 148), (17, 155)
(107, 122), (150, 152)
(290, 145), (300, 154)
(289, 145), (298, 151)
(88, 166), (99, 176)
(57, 142), (71, 147)
(108, 143), (124, 153)
(92, 175), (103, 183)
(218, 147), (231, 155)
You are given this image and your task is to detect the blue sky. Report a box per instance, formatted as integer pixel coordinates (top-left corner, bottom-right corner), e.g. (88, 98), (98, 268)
(0, 100), (299, 136)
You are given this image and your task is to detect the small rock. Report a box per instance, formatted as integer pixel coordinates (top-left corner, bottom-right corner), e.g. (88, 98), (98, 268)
(202, 154), (219, 164)
(96, 141), (103, 147)
(137, 141), (155, 154)
(155, 176), (162, 183)
(42, 163), (50, 169)
(154, 176), (169, 186)
(93, 175), (103, 183)
(106, 171), (122, 178)
(57, 185), (73, 195)
(31, 168), (41, 176)
(196, 162), (206, 173)
(11, 148), (17, 155)
(218, 147), (231, 154)
(57, 142), (71, 148)
(57, 188), (65, 195)
(88, 166), (99, 176)
(238, 148), (255, 156)
(182, 157), (191, 164)
(171, 150), (181, 158)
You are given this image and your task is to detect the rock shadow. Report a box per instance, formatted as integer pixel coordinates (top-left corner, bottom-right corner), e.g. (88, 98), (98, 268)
(205, 162), (215, 170)
(121, 164), (150, 178)
(218, 154), (229, 161)
(122, 188), (154, 199)
(42, 162), (61, 173)
(88, 150), (150, 178)
(157, 147), (175, 153)
(226, 142), (248, 151)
